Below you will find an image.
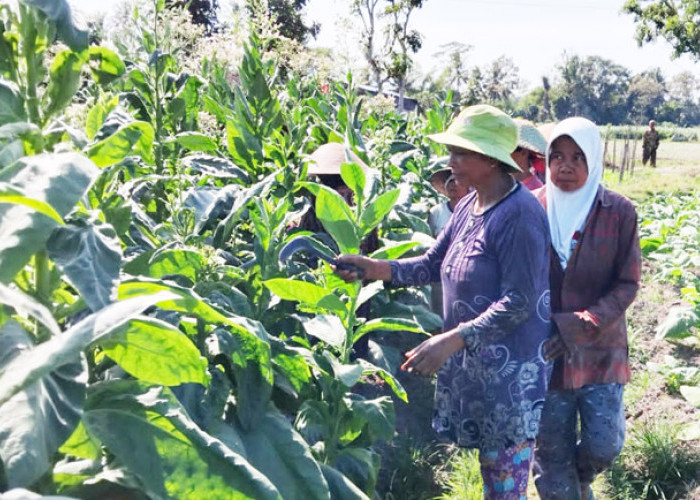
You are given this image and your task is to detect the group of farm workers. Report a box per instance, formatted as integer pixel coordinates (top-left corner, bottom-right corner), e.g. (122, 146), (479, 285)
(306, 104), (641, 499)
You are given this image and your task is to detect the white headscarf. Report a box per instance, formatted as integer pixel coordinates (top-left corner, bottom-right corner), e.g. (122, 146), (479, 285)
(545, 117), (603, 268)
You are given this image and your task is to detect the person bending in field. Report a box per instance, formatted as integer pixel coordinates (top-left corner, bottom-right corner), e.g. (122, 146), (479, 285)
(532, 117), (642, 500)
(642, 119), (659, 168)
(337, 105), (552, 499)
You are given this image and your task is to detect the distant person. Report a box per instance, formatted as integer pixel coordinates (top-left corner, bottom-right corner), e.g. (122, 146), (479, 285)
(535, 122), (558, 184)
(642, 119), (659, 168)
(511, 118), (547, 190)
(532, 117), (641, 500)
(336, 104), (551, 499)
(427, 166), (470, 318)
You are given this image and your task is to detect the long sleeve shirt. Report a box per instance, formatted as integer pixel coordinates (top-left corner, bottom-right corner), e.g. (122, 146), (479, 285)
(536, 186), (641, 390)
(390, 184), (551, 451)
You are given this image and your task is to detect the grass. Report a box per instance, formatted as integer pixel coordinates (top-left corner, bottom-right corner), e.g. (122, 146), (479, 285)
(604, 421), (700, 499)
(435, 448), (483, 500)
(602, 141), (700, 202)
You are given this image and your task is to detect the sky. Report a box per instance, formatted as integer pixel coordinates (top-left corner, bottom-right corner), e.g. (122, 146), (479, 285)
(69, 0), (699, 91)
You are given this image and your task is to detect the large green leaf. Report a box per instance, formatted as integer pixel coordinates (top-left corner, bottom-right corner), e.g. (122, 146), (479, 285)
(46, 219), (122, 311)
(0, 282), (60, 336)
(43, 50), (84, 119)
(210, 328), (272, 432)
(0, 153), (100, 283)
(300, 314), (346, 348)
(333, 448), (380, 496)
(264, 278), (343, 311)
(344, 394), (394, 442)
(146, 248), (206, 282)
(369, 241), (420, 260)
(353, 317), (425, 343)
(0, 181), (65, 224)
(226, 116), (262, 172)
(340, 161), (366, 201)
(319, 464), (370, 500)
(235, 407), (330, 500)
(99, 316), (208, 386)
(0, 321), (86, 488)
(0, 291), (176, 407)
(175, 132), (218, 153)
(315, 187), (359, 254)
(87, 121), (155, 167)
(0, 79), (26, 125)
(83, 381), (281, 500)
(655, 305), (700, 339)
(359, 189), (400, 238)
(182, 154), (250, 181)
(87, 46), (125, 86)
(19, 0), (89, 51)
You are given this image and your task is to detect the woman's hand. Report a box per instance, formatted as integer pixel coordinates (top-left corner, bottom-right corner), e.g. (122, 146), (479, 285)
(401, 330), (465, 376)
(334, 255), (391, 282)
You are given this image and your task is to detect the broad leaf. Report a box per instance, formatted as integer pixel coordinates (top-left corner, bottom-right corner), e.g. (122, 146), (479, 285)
(340, 161), (365, 201)
(0, 182), (64, 224)
(333, 447), (380, 496)
(0, 80), (26, 125)
(0, 321), (86, 488)
(209, 328), (272, 432)
(146, 248), (207, 282)
(43, 50), (84, 119)
(87, 46), (125, 85)
(175, 132), (218, 152)
(0, 153), (99, 283)
(655, 306), (700, 339)
(182, 154), (249, 181)
(354, 317), (425, 343)
(87, 121), (155, 167)
(300, 314), (346, 347)
(99, 316), (208, 386)
(345, 394), (395, 442)
(264, 278), (337, 309)
(19, 0), (89, 50)
(359, 189), (400, 238)
(369, 241), (420, 260)
(234, 407), (330, 500)
(46, 219), (122, 311)
(319, 464), (370, 500)
(357, 358), (407, 402)
(0, 283), (60, 336)
(0, 291), (176, 407)
(83, 381), (281, 500)
(315, 187), (359, 254)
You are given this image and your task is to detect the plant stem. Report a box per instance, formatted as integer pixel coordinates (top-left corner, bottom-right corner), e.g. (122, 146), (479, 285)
(18, 4), (41, 126)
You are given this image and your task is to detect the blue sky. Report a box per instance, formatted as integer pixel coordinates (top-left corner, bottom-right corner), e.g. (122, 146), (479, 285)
(69, 0), (699, 90)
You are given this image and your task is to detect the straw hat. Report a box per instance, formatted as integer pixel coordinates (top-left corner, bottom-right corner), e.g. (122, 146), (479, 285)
(514, 118), (547, 155)
(428, 104), (521, 173)
(307, 143), (370, 176)
(537, 122), (557, 142)
(429, 167), (455, 196)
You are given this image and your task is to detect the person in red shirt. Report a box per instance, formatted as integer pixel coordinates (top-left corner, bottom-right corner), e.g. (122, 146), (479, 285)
(511, 119), (546, 191)
(532, 117), (641, 500)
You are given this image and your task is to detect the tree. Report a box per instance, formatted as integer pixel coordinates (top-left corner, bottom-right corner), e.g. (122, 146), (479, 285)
(167, 0), (219, 34)
(623, 0), (700, 59)
(480, 56), (521, 110)
(666, 71), (700, 125)
(627, 68), (666, 124)
(351, 0), (383, 90)
(551, 54), (630, 123)
(246, 0), (319, 43)
(432, 42), (473, 94)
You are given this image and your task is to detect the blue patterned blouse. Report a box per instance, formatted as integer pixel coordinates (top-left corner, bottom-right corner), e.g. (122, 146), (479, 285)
(390, 183), (552, 451)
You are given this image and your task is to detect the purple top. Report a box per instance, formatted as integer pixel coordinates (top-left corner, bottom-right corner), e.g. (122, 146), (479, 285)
(390, 183), (551, 450)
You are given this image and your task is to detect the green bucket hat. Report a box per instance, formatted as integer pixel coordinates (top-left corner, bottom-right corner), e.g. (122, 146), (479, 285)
(428, 104), (521, 173)
(514, 118), (547, 155)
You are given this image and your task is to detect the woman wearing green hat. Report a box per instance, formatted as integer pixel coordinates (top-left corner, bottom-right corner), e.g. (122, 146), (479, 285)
(336, 105), (551, 498)
(511, 118), (547, 191)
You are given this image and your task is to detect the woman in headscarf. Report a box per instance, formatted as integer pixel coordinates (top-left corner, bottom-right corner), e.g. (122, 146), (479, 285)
(532, 117), (642, 500)
(336, 104), (551, 499)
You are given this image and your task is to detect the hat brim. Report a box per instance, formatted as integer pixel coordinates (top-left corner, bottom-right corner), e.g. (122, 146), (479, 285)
(428, 132), (522, 173)
(429, 167), (453, 196)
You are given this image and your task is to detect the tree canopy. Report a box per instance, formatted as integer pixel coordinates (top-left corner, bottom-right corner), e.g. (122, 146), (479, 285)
(623, 0), (700, 59)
